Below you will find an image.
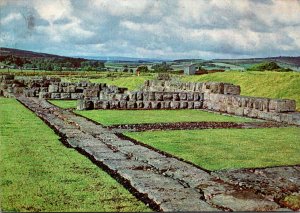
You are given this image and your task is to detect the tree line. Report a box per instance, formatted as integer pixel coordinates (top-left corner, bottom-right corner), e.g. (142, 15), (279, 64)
(0, 55), (105, 71)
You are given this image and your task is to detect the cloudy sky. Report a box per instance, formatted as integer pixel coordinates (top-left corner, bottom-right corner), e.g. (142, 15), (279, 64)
(0, 0), (300, 59)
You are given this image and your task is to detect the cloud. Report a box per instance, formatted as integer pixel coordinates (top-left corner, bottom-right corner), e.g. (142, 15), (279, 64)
(0, 0), (299, 59)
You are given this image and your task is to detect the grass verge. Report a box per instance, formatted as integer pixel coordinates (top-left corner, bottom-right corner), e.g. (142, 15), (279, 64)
(0, 98), (149, 212)
(75, 109), (254, 126)
(48, 100), (77, 109)
(125, 127), (300, 171)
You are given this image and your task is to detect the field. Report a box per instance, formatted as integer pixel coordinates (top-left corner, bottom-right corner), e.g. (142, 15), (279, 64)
(0, 98), (149, 212)
(125, 127), (300, 171)
(75, 109), (253, 126)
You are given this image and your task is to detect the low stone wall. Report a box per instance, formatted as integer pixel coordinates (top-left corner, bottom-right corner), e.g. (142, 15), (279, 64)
(38, 82), (128, 100)
(77, 91), (204, 110)
(143, 80), (241, 95)
(204, 93), (299, 125)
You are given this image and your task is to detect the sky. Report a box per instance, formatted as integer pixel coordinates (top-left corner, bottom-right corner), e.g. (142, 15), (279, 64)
(0, 0), (300, 59)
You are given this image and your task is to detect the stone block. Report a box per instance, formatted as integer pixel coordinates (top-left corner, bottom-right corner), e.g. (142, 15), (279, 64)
(187, 102), (194, 109)
(127, 101), (137, 109)
(61, 93), (71, 99)
(49, 84), (59, 93)
(102, 101), (110, 109)
(51, 93), (61, 99)
(162, 101), (171, 109)
(121, 94), (129, 101)
(143, 101), (152, 109)
(136, 92), (143, 101)
(119, 100), (127, 109)
(39, 92), (51, 99)
(83, 89), (99, 98)
(67, 85), (76, 93)
(109, 100), (119, 109)
(128, 92), (137, 101)
(186, 92), (193, 101)
(136, 101), (144, 108)
(71, 93), (83, 99)
(180, 102), (188, 109)
(163, 93), (173, 101)
(149, 92), (155, 101)
(94, 100), (104, 109)
(173, 93), (180, 101)
(194, 101), (202, 109)
(269, 99), (296, 112)
(170, 101), (180, 109)
(40, 87), (48, 92)
(224, 84), (241, 95)
(152, 101), (162, 109)
(179, 93), (187, 101)
(155, 92), (163, 101)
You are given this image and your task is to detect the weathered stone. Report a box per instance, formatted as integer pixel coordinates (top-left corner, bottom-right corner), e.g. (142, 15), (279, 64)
(60, 93), (71, 99)
(180, 101), (188, 109)
(71, 93), (83, 99)
(143, 101), (152, 109)
(154, 92), (163, 101)
(51, 93), (61, 99)
(188, 102), (194, 109)
(119, 100), (127, 108)
(194, 101), (202, 109)
(163, 92), (173, 101)
(136, 92), (143, 101)
(136, 101), (144, 108)
(173, 93), (180, 101)
(49, 84), (59, 93)
(269, 99), (296, 112)
(179, 93), (187, 101)
(127, 101), (137, 109)
(170, 101), (180, 109)
(83, 89), (99, 98)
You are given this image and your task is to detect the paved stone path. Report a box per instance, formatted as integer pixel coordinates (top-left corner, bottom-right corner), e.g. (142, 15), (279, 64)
(17, 96), (298, 211)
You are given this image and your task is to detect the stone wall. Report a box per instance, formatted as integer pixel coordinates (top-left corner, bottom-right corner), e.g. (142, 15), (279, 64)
(143, 80), (241, 95)
(1, 74), (299, 125)
(77, 91), (204, 110)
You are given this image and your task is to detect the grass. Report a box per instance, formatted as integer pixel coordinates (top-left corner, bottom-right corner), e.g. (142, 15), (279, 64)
(49, 100), (77, 109)
(0, 98), (150, 212)
(89, 76), (153, 91)
(181, 71), (300, 110)
(75, 109), (254, 126)
(125, 127), (300, 171)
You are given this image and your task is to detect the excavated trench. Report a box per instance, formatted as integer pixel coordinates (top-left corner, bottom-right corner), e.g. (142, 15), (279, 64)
(16, 96), (300, 211)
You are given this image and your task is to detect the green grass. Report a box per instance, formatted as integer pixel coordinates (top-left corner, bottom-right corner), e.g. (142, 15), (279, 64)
(125, 128), (300, 171)
(49, 100), (77, 109)
(181, 71), (300, 110)
(75, 109), (254, 126)
(0, 98), (149, 212)
(90, 76), (153, 91)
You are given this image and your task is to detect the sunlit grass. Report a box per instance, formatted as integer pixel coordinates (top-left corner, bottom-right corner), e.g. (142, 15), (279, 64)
(0, 98), (150, 212)
(125, 127), (300, 171)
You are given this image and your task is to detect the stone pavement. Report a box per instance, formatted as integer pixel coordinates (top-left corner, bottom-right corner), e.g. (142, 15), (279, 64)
(17, 96), (298, 211)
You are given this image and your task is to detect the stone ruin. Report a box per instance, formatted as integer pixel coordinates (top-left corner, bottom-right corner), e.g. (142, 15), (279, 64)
(0, 74), (299, 125)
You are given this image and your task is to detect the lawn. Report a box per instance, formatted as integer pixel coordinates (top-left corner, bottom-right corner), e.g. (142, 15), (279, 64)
(125, 127), (300, 171)
(49, 100), (77, 109)
(0, 98), (149, 212)
(75, 109), (254, 126)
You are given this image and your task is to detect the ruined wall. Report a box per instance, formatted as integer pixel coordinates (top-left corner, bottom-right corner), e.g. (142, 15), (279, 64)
(77, 91), (204, 110)
(143, 80), (241, 95)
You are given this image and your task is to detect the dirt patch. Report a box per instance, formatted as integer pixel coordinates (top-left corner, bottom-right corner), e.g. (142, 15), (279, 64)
(109, 121), (286, 132)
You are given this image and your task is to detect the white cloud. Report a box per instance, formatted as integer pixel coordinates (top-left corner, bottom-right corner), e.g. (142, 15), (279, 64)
(0, 0), (299, 59)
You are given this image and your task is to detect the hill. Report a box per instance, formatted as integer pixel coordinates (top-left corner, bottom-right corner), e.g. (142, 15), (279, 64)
(0, 47), (104, 71)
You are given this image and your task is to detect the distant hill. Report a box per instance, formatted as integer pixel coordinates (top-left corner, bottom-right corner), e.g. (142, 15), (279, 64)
(0, 47), (89, 61)
(212, 56), (300, 67)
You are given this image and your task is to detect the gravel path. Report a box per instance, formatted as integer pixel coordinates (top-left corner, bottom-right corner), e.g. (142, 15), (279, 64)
(17, 96), (298, 211)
